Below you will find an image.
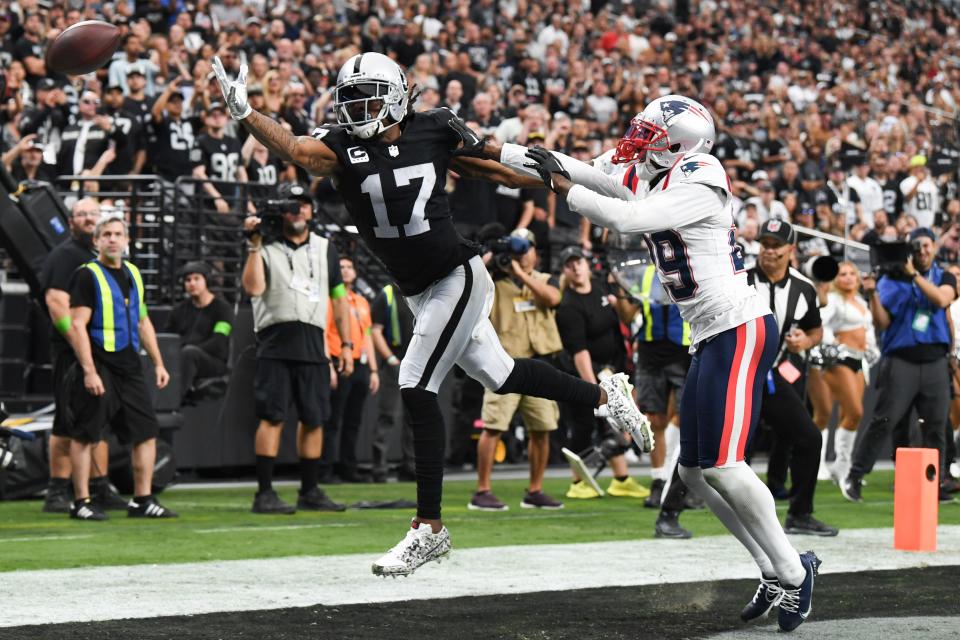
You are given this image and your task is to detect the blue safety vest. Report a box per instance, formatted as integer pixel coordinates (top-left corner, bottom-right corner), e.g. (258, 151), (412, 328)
(634, 264), (691, 347)
(878, 263), (951, 354)
(85, 260), (146, 353)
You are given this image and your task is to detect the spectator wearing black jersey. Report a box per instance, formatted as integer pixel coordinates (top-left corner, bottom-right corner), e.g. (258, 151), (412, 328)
(18, 77), (69, 166)
(101, 83), (146, 177)
(148, 77), (195, 184)
(242, 134), (292, 203)
(56, 90), (124, 178)
(12, 11), (45, 89)
(191, 101), (247, 214)
(164, 261), (233, 402)
(122, 65), (153, 125)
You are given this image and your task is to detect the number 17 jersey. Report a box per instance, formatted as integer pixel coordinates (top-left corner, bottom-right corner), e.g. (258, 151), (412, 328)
(315, 108), (477, 295)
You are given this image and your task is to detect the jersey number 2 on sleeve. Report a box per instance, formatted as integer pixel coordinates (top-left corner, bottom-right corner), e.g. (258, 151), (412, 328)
(360, 162), (436, 238)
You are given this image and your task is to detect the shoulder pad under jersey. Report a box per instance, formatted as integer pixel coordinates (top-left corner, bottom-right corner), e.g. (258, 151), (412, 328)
(665, 152), (731, 194)
(591, 148), (619, 174)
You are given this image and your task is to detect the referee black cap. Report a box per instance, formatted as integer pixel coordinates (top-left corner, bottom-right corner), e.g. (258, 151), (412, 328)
(759, 219), (796, 245)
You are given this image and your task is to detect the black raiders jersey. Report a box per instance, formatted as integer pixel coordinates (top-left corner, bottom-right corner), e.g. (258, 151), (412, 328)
(315, 108), (477, 295)
(193, 134), (243, 183)
(247, 152), (285, 201)
(147, 117), (195, 181)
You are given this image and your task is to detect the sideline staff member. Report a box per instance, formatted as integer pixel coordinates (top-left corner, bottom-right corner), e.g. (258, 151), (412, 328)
(471, 228), (564, 511)
(844, 227), (958, 502)
(65, 215), (176, 521)
(40, 198), (126, 514)
(242, 183), (353, 514)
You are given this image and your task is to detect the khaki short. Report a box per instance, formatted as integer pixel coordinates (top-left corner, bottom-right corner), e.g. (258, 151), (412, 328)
(481, 390), (559, 432)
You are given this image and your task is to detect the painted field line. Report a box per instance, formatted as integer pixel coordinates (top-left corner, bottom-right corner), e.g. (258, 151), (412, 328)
(195, 523), (360, 534)
(2, 534), (94, 543)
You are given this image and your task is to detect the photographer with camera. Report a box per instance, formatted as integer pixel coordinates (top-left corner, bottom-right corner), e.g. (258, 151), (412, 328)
(842, 227), (958, 503)
(470, 228), (564, 511)
(242, 183), (354, 514)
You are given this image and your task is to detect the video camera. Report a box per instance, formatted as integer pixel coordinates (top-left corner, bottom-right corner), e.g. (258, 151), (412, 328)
(485, 235), (532, 272)
(248, 184), (311, 241)
(870, 241), (914, 280)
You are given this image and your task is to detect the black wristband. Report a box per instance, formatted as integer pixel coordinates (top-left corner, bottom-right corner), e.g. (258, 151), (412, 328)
(341, 341), (354, 349)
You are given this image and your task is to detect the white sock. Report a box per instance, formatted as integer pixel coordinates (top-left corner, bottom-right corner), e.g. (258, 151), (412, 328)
(651, 466), (668, 482)
(679, 465), (776, 577)
(665, 422), (680, 461)
(701, 463), (805, 586)
(835, 428), (856, 469)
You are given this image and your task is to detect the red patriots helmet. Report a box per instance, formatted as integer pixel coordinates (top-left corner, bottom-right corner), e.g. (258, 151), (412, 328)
(612, 95), (716, 170)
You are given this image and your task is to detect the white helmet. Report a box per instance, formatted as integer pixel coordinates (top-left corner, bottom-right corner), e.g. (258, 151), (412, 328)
(334, 52), (409, 139)
(612, 95), (715, 172)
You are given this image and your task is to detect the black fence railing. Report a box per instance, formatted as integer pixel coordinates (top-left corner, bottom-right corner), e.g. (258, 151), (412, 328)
(54, 175), (394, 305)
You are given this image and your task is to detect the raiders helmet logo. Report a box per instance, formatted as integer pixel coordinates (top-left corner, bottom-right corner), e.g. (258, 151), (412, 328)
(768, 220), (782, 232)
(388, 145), (399, 157)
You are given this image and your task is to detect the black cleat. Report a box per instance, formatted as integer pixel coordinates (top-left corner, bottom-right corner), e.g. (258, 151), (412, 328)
(69, 498), (107, 521)
(784, 514), (839, 537)
(91, 478), (128, 511)
(841, 476), (863, 502)
(655, 511), (692, 539)
(741, 575), (782, 622)
(252, 489), (296, 514)
(42, 484), (73, 514)
(644, 479), (665, 509)
(297, 487), (347, 512)
(127, 495), (178, 518)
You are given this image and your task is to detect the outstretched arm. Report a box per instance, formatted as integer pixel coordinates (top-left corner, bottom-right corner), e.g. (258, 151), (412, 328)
(449, 156), (544, 188)
(213, 57), (339, 178)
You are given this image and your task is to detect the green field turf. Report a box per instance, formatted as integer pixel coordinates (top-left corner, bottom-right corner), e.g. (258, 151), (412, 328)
(1, 471), (956, 573)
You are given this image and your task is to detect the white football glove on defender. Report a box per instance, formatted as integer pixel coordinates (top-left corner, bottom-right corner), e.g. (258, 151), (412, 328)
(212, 56), (252, 120)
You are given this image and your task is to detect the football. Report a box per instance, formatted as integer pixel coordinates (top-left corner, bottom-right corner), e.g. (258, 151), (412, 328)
(45, 20), (122, 76)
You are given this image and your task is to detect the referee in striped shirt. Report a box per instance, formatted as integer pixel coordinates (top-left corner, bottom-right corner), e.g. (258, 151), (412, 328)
(747, 219), (838, 537)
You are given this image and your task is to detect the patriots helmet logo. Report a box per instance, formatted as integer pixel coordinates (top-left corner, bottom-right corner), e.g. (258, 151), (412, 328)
(660, 99), (711, 124)
(679, 160), (711, 176)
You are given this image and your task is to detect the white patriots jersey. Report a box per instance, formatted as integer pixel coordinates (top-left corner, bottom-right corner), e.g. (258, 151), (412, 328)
(562, 151), (771, 346)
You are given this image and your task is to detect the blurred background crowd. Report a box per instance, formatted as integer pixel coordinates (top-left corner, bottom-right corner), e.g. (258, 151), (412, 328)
(2, 0), (960, 260)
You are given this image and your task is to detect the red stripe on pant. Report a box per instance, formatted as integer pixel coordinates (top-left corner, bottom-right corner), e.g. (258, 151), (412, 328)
(717, 323), (748, 466)
(736, 318), (766, 461)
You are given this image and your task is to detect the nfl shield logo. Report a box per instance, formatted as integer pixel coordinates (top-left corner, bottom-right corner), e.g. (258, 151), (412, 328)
(388, 145), (399, 157)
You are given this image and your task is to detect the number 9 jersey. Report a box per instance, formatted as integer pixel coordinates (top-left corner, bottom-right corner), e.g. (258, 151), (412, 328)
(557, 150), (770, 347)
(314, 108), (477, 295)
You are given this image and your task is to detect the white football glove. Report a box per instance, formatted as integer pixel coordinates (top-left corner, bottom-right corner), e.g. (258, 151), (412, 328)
(212, 56), (252, 120)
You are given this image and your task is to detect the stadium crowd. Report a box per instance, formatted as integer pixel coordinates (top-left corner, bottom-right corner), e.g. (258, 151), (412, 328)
(2, 0), (960, 521)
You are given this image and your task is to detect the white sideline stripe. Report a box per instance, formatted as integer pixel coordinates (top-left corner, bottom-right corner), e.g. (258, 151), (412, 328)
(4, 534), (94, 543)
(3, 525), (960, 628)
(196, 523), (359, 534)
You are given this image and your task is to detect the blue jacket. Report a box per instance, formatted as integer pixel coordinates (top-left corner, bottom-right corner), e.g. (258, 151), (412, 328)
(877, 264), (951, 355)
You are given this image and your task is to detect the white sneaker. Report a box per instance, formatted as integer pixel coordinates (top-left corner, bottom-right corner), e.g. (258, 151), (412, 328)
(372, 520), (451, 577)
(599, 372), (654, 453)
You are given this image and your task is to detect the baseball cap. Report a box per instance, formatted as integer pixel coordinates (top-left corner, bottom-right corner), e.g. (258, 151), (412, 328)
(277, 182), (312, 203)
(510, 227), (536, 247)
(910, 227), (936, 243)
(797, 202), (814, 215)
(36, 78), (57, 91)
(909, 154), (928, 168)
(560, 245), (589, 265)
(206, 101), (226, 114)
(829, 160), (845, 172)
(127, 63), (146, 77)
(759, 219), (796, 245)
(244, 16), (262, 26)
(105, 82), (123, 93)
(23, 138), (44, 152)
